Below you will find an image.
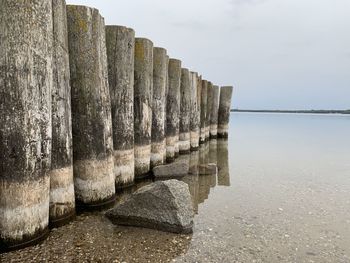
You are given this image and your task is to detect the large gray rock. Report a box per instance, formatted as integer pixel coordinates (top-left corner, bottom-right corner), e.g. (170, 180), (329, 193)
(106, 180), (194, 234)
(152, 161), (189, 178)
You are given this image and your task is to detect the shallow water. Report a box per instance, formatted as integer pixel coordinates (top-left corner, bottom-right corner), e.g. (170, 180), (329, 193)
(2, 113), (350, 262)
(177, 113), (350, 262)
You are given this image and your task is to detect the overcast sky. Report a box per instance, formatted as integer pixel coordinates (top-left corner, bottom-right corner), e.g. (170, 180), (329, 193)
(67, 0), (350, 110)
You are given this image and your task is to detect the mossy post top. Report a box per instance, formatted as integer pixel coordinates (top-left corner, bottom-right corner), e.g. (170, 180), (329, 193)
(169, 58), (182, 64)
(106, 24), (135, 33)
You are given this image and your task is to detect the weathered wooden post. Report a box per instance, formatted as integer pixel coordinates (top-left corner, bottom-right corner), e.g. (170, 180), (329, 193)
(173, 65), (181, 159)
(134, 38), (153, 178)
(164, 55), (169, 163)
(218, 86), (234, 138)
(0, 0), (53, 250)
(217, 139), (230, 186)
(166, 59), (181, 162)
(206, 82), (213, 139)
(151, 47), (167, 167)
(50, 0), (75, 226)
(206, 81), (213, 141)
(67, 5), (115, 208)
(190, 72), (200, 151)
(179, 68), (191, 154)
(209, 85), (220, 139)
(105, 25), (135, 189)
(200, 80), (208, 144)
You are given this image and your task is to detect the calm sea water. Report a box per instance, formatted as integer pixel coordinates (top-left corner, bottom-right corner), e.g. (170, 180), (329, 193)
(3, 113), (350, 262)
(178, 112), (350, 262)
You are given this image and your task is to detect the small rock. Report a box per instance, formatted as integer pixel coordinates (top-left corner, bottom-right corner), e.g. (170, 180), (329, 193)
(106, 180), (194, 234)
(152, 162), (189, 178)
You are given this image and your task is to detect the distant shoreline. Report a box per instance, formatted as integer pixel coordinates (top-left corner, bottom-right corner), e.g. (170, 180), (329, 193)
(231, 109), (350, 114)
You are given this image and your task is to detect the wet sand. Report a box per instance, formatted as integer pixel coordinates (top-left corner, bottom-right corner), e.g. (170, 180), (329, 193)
(2, 113), (350, 262)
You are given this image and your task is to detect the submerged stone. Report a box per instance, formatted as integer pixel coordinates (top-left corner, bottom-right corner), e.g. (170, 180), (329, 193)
(105, 180), (194, 234)
(152, 161), (190, 178)
(198, 163), (217, 175)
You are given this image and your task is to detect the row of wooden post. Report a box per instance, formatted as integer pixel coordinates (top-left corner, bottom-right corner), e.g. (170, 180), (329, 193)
(0, 0), (233, 251)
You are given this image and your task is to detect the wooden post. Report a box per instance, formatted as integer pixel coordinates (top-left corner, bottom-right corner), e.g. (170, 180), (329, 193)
(0, 0), (53, 250)
(106, 25), (135, 189)
(218, 86), (233, 138)
(67, 5), (115, 208)
(209, 85), (220, 139)
(200, 80), (208, 144)
(166, 59), (181, 162)
(151, 47), (167, 167)
(190, 72), (200, 151)
(134, 38), (153, 178)
(179, 68), (191, 154)
(206, 81), (213, 141)
(50, 0), (75, 227)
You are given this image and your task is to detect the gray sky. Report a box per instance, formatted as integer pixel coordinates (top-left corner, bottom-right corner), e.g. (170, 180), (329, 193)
(67, 0), (350, 110)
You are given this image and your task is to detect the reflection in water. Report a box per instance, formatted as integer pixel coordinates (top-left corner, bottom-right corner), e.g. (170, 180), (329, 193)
(181, 176), (199, 213)
(199, 142), (209, 165)
(209, 140), (218, 188)
(179, 140), (229, 212)
(176, 113), (350, 262)
(189, 150), (199, 175)
(217, 139), (230, 186)
(209, 139), (218, 164)
(197, 174), (210, 206)
(151, 139), (230, 213)
(152, 140), (229, 214)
